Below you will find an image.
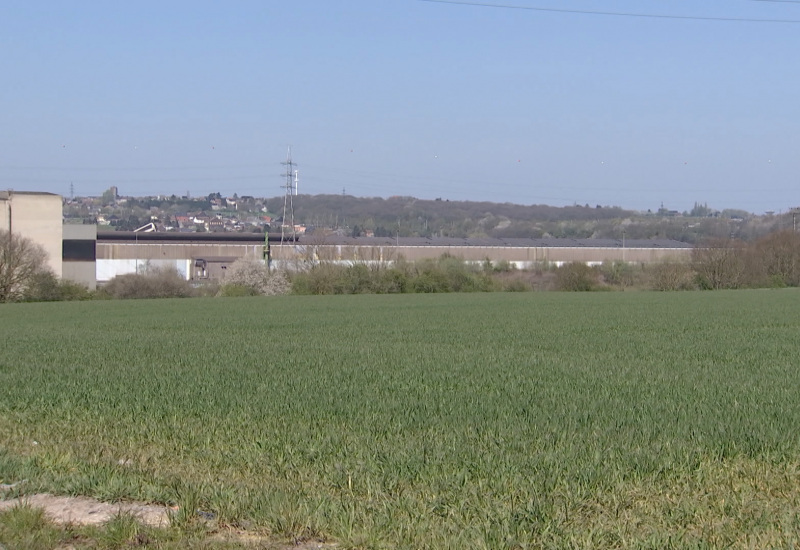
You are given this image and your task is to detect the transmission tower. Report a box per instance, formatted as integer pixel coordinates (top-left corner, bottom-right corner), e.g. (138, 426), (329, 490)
(280, 147), (297, 244)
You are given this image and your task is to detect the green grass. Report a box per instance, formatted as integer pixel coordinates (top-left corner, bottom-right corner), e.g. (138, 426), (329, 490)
(2, 290), (800, 548)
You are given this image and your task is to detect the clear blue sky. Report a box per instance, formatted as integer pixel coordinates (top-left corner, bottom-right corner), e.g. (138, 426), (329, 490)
(1, 0), (798, 213)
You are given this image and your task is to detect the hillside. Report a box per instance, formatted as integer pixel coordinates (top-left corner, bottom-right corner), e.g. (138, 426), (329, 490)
(66, 192), (791, 244)
(265, 194), (782, 244)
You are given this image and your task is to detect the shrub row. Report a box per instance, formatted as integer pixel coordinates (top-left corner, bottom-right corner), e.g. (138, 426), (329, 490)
(290, 255), (502, 295)
(288, 258), (702, 294)
(97, 261), (293, 300)
(15, 229), (800, 301)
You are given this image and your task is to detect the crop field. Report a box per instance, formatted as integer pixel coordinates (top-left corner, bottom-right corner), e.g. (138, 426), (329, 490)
(2, 290), (800, 548)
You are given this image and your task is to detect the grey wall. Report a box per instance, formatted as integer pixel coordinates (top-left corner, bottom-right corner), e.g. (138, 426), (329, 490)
(62, 224), (97, 290)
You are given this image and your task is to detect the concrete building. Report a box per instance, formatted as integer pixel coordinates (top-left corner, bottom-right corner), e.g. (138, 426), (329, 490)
(62, 224), (97, 290)
(96, 232), (266, 284)
(0, 191), (63, 277)
(95, 232), (693, 285)
(2, 190), (695, 290)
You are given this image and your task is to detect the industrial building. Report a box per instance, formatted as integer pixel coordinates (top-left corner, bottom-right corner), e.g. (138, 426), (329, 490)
(2, 190), (694, 289)
(63, 224), (98, 290)
(1, 191), (63, 278)
(96, 232), (693, 285)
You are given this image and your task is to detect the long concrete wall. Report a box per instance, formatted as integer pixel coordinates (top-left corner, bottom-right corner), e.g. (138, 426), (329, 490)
(96, 240), (692, 283)
(96, 242), (265, 283)
(270, 243), (693, 267)
(98, 242), (265, 261)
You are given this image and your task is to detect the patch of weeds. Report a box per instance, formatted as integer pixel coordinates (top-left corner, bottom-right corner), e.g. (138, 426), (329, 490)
(0, 503), (69, 549)
(94, 512), (145, 547)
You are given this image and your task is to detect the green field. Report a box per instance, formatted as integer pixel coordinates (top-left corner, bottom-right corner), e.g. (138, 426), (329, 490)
(2, 290), (800, 548)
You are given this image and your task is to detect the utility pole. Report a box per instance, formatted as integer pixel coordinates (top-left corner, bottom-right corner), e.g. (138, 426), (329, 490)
(280, 147), (297, 244)
(792, 207), (800, 233)
(5, 189), (12, 234)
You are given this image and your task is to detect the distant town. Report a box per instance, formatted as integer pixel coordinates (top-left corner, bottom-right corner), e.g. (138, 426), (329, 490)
(65, 187), (286, 234)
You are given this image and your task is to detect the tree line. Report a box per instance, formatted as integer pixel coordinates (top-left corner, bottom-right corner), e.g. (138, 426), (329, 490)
(267, 194), (786, 244)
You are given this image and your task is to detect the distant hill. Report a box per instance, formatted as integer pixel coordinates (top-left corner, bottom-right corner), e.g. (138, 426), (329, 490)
(68, 191), (789, 244)
(263, 194), (779, 244)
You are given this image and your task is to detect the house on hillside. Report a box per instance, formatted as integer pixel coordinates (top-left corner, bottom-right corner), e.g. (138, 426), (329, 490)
(208, 219), (223, 232)
(175, 214), (190, 228)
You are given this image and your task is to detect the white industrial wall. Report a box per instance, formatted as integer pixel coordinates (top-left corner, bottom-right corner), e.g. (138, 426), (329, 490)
(96, 259), (192, 284)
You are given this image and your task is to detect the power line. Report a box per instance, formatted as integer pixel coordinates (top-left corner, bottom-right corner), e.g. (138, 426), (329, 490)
(0, 163), (270, 172)
(0, 175), (265, 185)
(419, 0), (800, 23)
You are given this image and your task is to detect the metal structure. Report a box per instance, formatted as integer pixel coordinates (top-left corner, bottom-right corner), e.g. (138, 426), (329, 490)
(133, 222), (157, 233)
(280, 147), (297, 244)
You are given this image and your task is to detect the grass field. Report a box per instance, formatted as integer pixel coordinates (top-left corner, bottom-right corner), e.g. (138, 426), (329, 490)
(2, 290), (800, 548)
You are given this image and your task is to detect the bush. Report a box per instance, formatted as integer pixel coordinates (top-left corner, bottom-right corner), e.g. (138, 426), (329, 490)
(102, 267), (195, 299)
(218, 284), (260, 297)
(194, 280), (221, 297)
(554, 262), (598, 291)
(290, 264), (346, 295)
(339, 264), (374, 294)
(23, 271), (94, 302)
(746, 230), (800, 288)
(500, 278), (530, 292)
(290, 256), (494, 295)
(483, 258), (515, 273)
(692, 238), (745, 290)
(600, 261), (639, 289)
(221, 258), (291, 296)
(411, 255), (493, 293)
(374, 268), (409, 294)
(648, 262), (695, 291)
(412, 269), (451, 293)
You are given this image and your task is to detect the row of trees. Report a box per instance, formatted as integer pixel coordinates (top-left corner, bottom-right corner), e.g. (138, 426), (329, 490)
(547, 230), (800, 292)
(692, 230), (800, 289)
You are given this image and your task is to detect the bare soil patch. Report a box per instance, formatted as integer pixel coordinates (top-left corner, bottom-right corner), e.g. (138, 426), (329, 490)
(0, 493), (170, 527)
(0, 493), (338, 548)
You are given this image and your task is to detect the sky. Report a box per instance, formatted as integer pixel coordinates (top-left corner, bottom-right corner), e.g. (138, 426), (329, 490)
(1, 0), (798, 213)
